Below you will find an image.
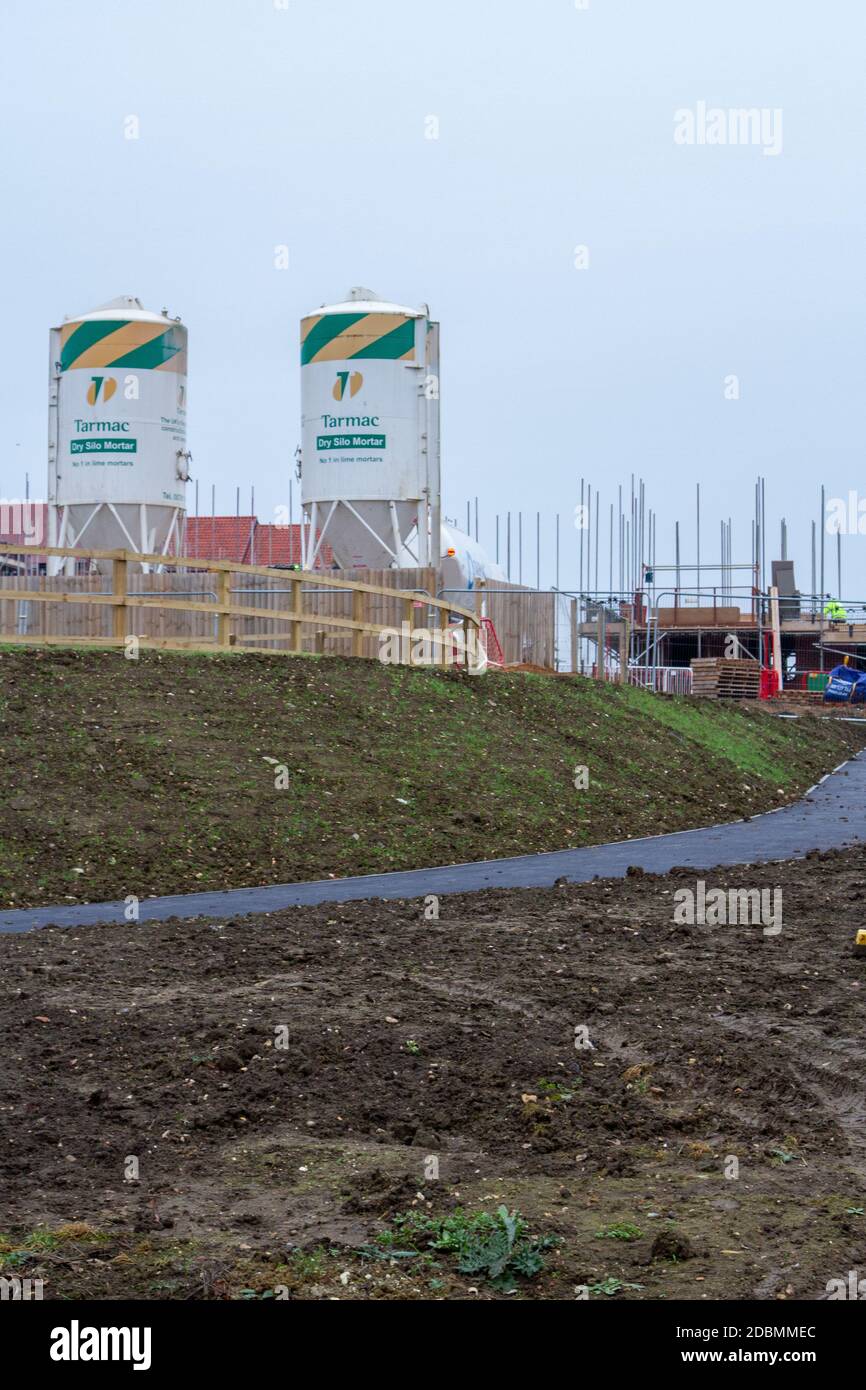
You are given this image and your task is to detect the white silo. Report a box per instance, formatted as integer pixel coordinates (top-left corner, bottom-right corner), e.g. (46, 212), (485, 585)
(300, 288), (440, 569)
(47, 296), (189, 570)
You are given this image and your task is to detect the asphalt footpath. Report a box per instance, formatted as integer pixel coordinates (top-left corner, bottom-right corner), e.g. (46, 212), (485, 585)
(1, 753), (863, 934)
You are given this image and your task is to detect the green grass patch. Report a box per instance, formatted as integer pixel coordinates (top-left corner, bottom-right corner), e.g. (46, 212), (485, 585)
(363, 1205), (559, 1291)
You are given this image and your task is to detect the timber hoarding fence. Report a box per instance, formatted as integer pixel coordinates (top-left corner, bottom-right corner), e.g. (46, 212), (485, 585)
(0, 544), (479, 666)
(476, 583), (556, 669)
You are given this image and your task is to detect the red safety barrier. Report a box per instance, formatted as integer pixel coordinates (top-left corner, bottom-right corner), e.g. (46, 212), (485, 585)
(759, 668), (781, 699)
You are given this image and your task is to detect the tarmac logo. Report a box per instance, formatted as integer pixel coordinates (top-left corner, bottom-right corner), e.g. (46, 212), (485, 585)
(672, 880), (782, 936)
(333, 370), (363, 401)
(87, 375), (117, 405)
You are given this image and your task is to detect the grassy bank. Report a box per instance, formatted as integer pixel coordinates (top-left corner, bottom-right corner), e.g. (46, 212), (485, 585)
(0, 646), (863, 909)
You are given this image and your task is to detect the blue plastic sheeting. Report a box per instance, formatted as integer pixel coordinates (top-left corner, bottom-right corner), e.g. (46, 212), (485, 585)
(824, 665), (866, 703)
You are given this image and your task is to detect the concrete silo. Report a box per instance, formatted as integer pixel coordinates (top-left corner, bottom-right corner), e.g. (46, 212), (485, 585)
(300, 288), (440, 570)
(48, 296), (189, 570)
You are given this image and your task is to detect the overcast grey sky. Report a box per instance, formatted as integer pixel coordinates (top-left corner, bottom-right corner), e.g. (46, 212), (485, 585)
(1, 0), (863, 594)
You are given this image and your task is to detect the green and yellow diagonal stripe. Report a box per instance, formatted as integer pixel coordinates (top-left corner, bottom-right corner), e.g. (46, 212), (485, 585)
(60, 319), (187, 374)
(301, 312), (417, 365)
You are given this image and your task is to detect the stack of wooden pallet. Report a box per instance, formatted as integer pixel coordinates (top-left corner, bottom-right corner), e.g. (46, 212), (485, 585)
(774, 689), (822, 705)
(690, 657), (762, 699)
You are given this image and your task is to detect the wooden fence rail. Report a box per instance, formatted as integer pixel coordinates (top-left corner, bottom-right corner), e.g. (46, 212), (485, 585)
(0, 545), (480, 667)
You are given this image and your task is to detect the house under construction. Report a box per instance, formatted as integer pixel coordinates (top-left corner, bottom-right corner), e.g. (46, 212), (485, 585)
(576, 556), (866, 695)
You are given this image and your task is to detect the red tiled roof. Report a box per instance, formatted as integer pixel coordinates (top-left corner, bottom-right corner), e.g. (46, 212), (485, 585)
(181, 518), (332, 568)
(249, 525), (307, 567)
(0, 506), (332, 570)
(182, 516), (257, 563)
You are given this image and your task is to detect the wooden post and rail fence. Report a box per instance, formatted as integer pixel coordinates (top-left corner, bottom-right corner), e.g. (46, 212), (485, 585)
(0, 543), (480, 667)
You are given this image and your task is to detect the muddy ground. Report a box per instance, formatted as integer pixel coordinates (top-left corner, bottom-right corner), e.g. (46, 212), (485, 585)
(2, 845), (866, 1300)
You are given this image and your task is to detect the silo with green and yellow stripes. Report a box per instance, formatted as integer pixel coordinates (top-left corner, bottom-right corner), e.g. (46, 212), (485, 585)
(48, 296), (189, 570)
(300, 288), (440, 570)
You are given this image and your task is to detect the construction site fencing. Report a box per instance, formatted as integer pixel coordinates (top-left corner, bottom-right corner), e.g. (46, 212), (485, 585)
(0, 545), (477, 666)
(624, 665), (694, 695)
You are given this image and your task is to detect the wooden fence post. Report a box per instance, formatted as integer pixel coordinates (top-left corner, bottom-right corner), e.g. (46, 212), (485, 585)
(113, 552), (127, 644)
(352, 587), (364, 658)
(403, 596), (415, 666)
(217, 568), (231, 648)
(441, 611), (452, 668)
(290, 573), (302, 653)
(0, 546), (479, 662)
